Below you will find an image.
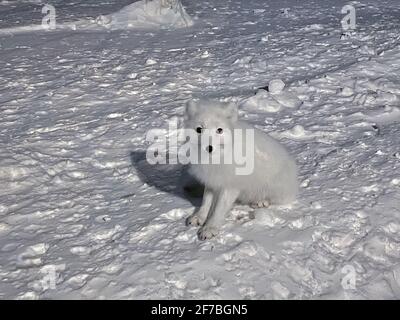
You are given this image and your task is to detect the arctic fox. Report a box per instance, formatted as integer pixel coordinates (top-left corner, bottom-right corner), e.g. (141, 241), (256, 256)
(184, 99), (298, 240)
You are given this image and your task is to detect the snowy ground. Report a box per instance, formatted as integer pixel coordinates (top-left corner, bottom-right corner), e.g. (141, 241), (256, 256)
(1, 0), (400, 299)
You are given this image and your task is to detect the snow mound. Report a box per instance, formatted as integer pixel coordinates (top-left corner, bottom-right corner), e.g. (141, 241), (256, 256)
(240, 80), (302, 113)
(96, 0), (193, 30)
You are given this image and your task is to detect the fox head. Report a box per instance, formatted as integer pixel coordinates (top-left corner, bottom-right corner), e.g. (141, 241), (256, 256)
(184, 99), (238, 162)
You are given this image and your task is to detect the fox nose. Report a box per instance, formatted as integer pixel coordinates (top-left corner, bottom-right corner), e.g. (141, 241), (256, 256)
(206, 145), (213, 153)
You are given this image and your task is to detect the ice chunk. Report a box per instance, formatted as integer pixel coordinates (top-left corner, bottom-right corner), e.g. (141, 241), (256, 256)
(268, 79), (285, 94)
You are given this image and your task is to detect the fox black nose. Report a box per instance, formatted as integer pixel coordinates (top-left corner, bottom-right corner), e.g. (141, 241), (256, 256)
(206, 145), (213, 153)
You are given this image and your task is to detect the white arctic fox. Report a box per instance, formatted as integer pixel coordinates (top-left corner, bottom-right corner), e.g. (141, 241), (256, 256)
(184, 99), (298, 240)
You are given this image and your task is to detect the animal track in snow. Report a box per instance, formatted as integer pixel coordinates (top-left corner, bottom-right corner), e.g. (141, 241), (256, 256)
(16, 243), (49, 267)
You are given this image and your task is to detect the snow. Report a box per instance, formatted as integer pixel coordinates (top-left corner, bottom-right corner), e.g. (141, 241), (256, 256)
(95, 0), (193, 30)
(268, 79), (285, 94)
(0, 0), (193, 34)
(0, 0), (400, 299)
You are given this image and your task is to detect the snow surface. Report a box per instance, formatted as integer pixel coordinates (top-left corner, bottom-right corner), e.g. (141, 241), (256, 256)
(0, 0), (400, 299)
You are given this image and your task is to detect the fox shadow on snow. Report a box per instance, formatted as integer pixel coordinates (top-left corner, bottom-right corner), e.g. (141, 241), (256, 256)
(129, 151), (203, 207)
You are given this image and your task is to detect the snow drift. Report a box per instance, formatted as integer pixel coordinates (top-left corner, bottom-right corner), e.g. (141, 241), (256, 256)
(0, 0), (193, 34)
(96, 0), (193, 30)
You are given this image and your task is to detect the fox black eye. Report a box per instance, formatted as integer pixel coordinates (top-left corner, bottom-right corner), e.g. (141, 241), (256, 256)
(196, 127), (203, 134)
(217, 128), (223, 134)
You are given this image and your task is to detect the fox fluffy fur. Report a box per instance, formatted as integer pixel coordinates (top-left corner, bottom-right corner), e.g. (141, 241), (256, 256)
(184, 99), (298, 240)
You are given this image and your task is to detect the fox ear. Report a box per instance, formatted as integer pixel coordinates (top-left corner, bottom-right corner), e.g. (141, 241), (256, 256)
(185, 100), (198, 120)
(225, 102), (238, 122)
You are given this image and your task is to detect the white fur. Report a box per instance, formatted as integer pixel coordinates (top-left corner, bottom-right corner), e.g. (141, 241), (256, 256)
(184, 99), (298, 240)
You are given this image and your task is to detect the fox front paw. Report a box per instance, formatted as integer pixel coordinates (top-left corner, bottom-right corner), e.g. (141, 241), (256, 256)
(186, 213), (205, 227)
(197, 226), (218, 240)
